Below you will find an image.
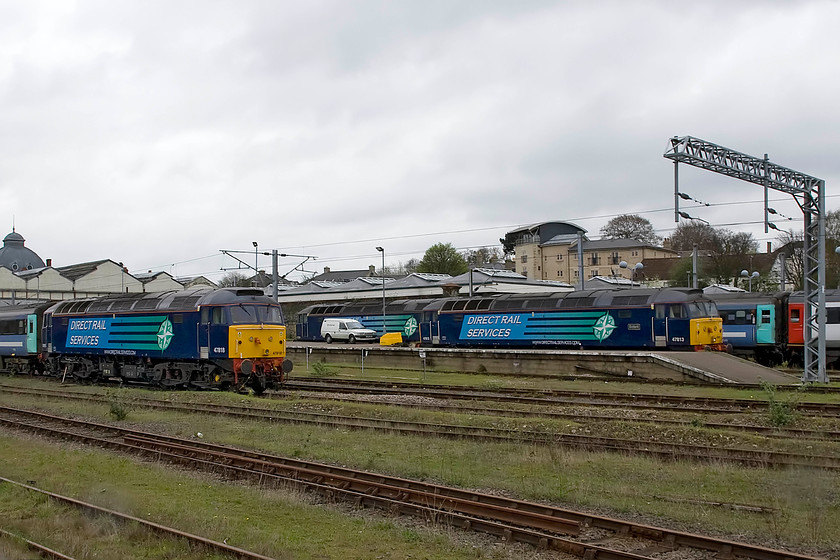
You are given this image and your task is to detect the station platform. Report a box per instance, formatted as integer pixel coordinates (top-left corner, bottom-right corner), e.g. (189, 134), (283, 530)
(287, 342), (805, 385)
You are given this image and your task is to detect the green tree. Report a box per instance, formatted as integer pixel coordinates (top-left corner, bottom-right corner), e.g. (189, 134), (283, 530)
(417, 243), (468, 275)
(600, 214), (662, 245)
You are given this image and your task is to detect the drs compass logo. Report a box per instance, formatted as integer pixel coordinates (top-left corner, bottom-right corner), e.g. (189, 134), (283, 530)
(592, 313), (616, 342)
(157, 319), (174, 351)
(403, 317), (418, 337)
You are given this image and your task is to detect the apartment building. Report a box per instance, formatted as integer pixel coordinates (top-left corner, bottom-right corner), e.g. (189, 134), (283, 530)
(505, 222), (678, 284)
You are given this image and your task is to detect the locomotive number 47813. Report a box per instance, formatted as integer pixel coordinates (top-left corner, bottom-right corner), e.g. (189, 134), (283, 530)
(213, 347), (226, 353)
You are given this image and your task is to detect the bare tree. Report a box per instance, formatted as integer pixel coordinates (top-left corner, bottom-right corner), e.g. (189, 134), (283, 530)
(668, 222), (720, 251)
(462, 247), (503, 268)
(218, 271), (250, 287)
(600, 214), (662, 245)
(775, 229), (804, 290)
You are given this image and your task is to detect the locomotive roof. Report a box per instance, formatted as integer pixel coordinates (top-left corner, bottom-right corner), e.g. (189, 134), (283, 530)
(704, 292), (788, 306)
(0, 300), (57, 319)
(298, 288), (712, 315)
(48, 288), (278, 315)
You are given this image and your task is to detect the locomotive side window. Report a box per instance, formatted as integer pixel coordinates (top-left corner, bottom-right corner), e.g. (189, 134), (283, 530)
(212, 307), (225, 324)
(669, 306), (685, 319)
(790, 309), (801, 323)
(828, 308), (840, 324)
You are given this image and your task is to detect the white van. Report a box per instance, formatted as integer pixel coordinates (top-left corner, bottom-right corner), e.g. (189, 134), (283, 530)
(320, 318), (378, 344)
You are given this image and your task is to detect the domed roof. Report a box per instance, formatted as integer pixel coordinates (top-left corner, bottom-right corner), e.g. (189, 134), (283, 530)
(0, 229), (46, 272)
(3, 231), (24, 244)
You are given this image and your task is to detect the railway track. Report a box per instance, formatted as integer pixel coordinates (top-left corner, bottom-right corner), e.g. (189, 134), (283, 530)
(0, 475), (276, 560)
(0, 406), (824, 560)
(278, 390), (840, 442)
(1, 384), (839, 470)
(284, 378), (840, 416)
(0, 527), (78, 560)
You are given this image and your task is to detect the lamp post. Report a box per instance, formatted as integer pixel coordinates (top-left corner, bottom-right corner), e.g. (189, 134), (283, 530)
(376, 246), (385, 334)
(252, 241), (258, 286)
(835, 247), (840, 288)
(741, 269), (759, 292)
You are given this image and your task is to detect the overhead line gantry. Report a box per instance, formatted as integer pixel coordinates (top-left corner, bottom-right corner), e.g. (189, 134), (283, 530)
(664, 136), (827, 383)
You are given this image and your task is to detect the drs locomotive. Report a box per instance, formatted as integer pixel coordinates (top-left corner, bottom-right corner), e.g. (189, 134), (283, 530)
(296, 287), (725, 351)
(0, 287), (293, 393)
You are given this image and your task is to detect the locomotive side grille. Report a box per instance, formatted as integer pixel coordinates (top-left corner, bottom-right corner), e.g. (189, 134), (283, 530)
(134, 298), (161, 310)
(87, 301), (112, 312)
(166, 296), (202, 310)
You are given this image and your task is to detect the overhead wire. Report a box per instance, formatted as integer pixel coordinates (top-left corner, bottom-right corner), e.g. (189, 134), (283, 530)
(129, 193), (835, 278)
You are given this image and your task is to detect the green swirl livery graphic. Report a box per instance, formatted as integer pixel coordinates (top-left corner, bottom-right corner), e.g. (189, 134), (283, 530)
(403, 317), (418, 337)
(157, 318), (174, 351)
(592, 313), (616, 342)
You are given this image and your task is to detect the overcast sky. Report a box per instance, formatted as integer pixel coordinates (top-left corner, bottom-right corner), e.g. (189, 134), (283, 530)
(2, 0), (838, 282)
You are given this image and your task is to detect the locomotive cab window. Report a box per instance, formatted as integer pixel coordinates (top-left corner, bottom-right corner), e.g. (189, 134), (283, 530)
(790, 309), (801, 323)
(229, 305), (283, 324)
(212, 307), (225, 324)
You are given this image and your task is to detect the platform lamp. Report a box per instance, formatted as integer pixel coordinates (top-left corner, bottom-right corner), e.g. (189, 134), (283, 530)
(741, 269), (759, 292)
(619, 261), (644, 287)
(376, 246), (386, 334)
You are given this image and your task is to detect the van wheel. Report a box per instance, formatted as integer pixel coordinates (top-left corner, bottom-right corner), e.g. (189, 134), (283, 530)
(325, 334), (332, 344)
(348, 334), (356, 344)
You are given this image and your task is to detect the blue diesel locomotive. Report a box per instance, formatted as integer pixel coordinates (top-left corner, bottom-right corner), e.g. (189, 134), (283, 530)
(296, 287), (725, 351)
(0, 288), (293, 393)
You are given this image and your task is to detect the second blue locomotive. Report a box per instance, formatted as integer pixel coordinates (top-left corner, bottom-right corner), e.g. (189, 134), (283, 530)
(296, 287), (725, 351)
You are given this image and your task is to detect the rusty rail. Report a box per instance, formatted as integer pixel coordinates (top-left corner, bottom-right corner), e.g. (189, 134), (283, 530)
(0, 407), (826, 560)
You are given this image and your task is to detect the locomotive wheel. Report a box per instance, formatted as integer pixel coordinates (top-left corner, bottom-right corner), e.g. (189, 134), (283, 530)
(325, 334), (332, 344)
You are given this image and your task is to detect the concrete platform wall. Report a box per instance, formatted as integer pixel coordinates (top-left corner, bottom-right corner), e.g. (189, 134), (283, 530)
(287, 344), (711, 383)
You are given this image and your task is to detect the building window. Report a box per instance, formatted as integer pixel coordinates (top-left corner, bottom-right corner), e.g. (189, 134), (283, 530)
(590, 270), (599, 278)
(521, 255), (528, 263)
(557, 254), (563, 261)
